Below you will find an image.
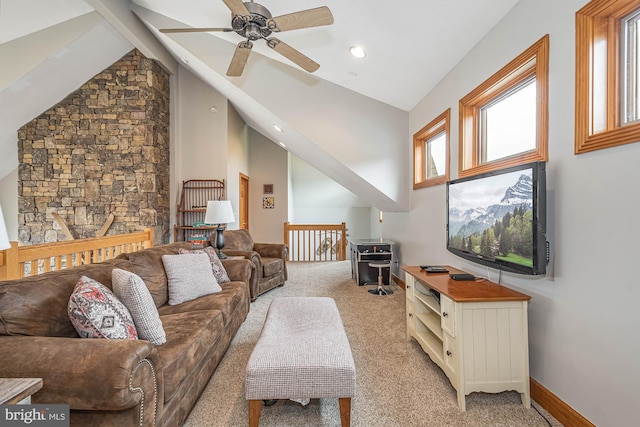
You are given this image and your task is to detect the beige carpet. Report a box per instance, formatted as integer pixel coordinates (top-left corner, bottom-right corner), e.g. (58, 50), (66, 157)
(184, 261), (560, 426)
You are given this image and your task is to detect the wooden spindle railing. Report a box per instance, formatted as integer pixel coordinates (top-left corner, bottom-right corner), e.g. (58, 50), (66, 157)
(0, 228), (154, 280)
(284, 222), (346, 261)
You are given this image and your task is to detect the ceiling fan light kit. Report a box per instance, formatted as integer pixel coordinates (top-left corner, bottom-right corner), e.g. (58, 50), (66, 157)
(160, 0), (334, 77)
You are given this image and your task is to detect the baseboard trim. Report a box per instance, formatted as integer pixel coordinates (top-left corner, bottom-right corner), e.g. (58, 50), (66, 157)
(392, 273), (405, 290)
(530, 378), (594, 427)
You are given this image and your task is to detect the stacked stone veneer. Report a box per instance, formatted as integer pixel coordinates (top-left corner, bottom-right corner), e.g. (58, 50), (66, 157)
(17, 49), (170, 244)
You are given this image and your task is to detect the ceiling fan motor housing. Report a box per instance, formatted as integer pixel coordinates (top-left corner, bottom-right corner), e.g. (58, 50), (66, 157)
(233, 2), (272, 40)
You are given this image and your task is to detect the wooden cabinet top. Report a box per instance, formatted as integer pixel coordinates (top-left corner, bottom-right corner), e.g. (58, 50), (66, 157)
(403, 265), (531, 303)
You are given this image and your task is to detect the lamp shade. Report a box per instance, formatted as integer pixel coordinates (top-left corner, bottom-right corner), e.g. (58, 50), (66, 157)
(0, 204), (10, 250)
(204, 200), (235, 225)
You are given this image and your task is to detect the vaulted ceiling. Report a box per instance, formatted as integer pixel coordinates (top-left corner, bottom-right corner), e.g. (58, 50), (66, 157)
(0, 0), (520, 211)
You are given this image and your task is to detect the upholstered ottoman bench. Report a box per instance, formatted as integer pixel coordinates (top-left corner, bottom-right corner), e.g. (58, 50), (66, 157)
(246, 297), (356, 426)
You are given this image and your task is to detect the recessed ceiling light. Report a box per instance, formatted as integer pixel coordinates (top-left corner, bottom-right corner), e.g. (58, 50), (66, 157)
(350, 46), (366, 59)
(273, 124), (283, 132)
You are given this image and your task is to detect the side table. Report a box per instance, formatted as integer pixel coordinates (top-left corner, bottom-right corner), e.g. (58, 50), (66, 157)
(0, 378), (43, 404)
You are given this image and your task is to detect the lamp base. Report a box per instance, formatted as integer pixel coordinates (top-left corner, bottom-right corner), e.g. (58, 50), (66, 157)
(215, 226), (227, 259)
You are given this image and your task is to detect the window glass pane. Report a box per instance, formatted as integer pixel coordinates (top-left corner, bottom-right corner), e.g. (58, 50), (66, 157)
(426, 132), (446, 178)
(481, 79), (537, 162)
(622, 8), (640, 124)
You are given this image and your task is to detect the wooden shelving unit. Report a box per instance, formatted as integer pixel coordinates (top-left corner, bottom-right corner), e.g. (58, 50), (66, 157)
(174, 179), (225, 246)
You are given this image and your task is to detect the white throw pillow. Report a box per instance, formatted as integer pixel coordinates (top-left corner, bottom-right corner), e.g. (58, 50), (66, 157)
(178, 246), (231, 284)
(112, 268), (166, 345)
(162, 253), (222, 305)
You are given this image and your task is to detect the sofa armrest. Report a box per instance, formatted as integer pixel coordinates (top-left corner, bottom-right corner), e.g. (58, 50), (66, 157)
(220, 251), (260, 300)
(253, 243), (288, 260)
(220, 258), (252, 285)
(0, 336), (163, 415)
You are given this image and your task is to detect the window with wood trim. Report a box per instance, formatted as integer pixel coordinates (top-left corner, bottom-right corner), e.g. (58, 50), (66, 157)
(459, 35), (549, 177)
(576, 0), (640, 154)
(413, 109), (450, 189)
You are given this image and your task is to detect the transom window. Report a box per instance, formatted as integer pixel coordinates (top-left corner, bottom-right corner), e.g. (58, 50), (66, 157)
(459, 35), (549, 177)
(576, 0), (640, 153)
(480, 76), (537, 163)
(413, 109), (450, 189)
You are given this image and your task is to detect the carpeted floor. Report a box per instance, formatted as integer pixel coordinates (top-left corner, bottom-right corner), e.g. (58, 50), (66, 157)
(184, 261), (561, 426)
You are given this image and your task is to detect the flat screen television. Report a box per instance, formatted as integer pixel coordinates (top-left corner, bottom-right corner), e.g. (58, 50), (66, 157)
(446, 161), (548, 275)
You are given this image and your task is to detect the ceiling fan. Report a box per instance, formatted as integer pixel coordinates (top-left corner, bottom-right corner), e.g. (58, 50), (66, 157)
(160, 0), (334, 77)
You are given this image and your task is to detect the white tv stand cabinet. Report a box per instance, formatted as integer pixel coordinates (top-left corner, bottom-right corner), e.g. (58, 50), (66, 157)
(403, 265), (531, 411)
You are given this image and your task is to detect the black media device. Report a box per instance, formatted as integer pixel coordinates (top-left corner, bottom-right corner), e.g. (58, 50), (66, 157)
(420, 266), (449, 273)
(446, 161), (548, 275)
(450, 273), (476, 281)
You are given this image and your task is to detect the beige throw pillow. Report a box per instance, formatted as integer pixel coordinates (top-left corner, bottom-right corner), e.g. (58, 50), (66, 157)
(178, 246), (231, 284)
(162, 253), (222, 305)
(112, 268), (166, 345)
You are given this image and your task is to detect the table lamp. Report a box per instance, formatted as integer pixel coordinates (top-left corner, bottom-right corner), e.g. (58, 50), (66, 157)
(204, 200), (235, 259)
(0, 204), (10, 250)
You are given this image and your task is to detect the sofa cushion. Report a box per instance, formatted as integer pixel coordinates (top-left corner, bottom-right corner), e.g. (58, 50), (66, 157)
(0, 258), (133, 337)
(262, 257), (284, 277)
(68, 276), (138, 340)
(158, 280), (248, 325)
(112, 268), (166, 345)
(162, 253), (222, 305)
(156, 310), (224, 402)
(178, 246), (230, 284)
(123, 242), (192, 308)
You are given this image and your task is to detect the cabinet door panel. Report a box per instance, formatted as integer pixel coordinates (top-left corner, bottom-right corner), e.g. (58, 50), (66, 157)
(443, 332), (458, 377)
(441, 296), (455, 337)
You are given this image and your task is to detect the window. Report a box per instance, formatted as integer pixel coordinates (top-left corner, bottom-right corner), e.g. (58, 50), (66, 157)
(459, 35), (549, 177)
(576, 0), (640, 154)
(413, 109), (450, 189)
(622, 8), (640, 124)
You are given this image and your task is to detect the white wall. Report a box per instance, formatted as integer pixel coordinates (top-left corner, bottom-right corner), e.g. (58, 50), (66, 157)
(225, 102), (249, 229)
(247, 128), (288, 243)
(175, 67), (229, 184)
(383, 0), (639, 425)
(289, 155), (372, 241)
(0, 168), (19, 240)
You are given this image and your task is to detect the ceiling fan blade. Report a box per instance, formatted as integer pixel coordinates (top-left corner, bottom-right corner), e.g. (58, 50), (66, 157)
(227, 41), (253, 77)
(267, 6), (334, 32)
(160, 27), (233, 33)
(267, 38), (319, 73)
(222, 0), (250, 17)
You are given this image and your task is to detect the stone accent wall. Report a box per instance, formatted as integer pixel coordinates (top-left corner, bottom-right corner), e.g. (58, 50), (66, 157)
(17, 49), (170, 244)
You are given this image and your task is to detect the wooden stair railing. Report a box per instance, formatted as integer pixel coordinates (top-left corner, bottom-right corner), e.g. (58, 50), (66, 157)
(0, 228), (154, 280)
(284, 222), (347, 261)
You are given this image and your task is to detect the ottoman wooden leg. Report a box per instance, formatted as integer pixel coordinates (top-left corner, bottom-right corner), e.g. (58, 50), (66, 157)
(248, 399), (262, 427)
(339, 397), (351, 427)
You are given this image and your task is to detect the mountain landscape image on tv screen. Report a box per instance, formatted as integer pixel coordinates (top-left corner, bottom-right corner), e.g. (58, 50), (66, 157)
(448, 169), (534, 268)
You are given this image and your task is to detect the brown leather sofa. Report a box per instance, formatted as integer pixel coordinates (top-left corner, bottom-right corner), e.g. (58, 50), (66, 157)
(213, 229), (287, 301)
(0, 242), (252, 427)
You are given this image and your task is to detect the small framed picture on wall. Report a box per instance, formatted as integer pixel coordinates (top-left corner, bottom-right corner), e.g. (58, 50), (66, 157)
(263, 197), (275, 209)
(263, 184), (273, 194)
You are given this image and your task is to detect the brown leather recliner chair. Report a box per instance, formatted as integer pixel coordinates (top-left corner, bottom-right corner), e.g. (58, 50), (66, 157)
(212, 229), (288, 302)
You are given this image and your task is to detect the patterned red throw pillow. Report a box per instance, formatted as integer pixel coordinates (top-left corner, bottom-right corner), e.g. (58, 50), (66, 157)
(68, 276), (138, 340)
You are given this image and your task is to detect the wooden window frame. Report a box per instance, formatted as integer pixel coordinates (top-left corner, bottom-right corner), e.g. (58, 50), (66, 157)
(413, 108), (450, 189)
(459, 35), (549, 178)
(576, 0), (640, 154)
